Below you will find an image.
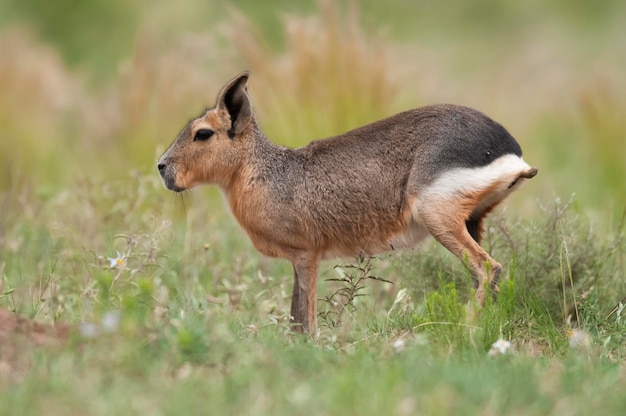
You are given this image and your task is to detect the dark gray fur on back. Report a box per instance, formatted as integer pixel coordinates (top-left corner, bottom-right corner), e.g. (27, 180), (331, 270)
(409, 104), (522, 178)
(252, 104), (523, 202)
(295, 104), (522, 184)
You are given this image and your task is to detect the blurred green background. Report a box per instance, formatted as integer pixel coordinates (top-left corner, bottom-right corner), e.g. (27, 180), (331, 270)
(1, 4), (625, 412)
(0, 0), (624, 215)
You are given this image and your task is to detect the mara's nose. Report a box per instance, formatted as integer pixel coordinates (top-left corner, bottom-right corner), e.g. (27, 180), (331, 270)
(157, 163), (166, 174)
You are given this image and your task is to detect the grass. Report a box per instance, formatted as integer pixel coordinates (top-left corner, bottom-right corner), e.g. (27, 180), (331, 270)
(1, 167), (625, 415)
(1, 1), (626, 414)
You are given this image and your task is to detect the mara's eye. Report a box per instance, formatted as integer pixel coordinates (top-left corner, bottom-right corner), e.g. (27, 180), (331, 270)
(193, 129), (214, 141)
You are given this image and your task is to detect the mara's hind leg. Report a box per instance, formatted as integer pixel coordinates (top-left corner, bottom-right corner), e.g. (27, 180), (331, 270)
(419, 200), (501, 306)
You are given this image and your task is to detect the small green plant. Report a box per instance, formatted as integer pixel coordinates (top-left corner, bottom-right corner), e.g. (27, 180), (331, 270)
(420, 280), (474, 353)
(318, 255), (392, 329)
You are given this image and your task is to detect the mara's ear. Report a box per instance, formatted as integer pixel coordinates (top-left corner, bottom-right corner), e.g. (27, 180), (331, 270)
(216, 71), (252, 138)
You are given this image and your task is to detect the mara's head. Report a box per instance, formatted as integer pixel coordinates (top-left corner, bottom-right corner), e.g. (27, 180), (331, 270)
(157, 72), (253, 192)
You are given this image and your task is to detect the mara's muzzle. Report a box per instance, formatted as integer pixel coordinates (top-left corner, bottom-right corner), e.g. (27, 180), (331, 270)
(157, 161), (185, 192)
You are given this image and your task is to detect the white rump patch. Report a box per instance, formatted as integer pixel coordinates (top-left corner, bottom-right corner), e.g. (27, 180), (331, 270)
(419, 154), (533, 214)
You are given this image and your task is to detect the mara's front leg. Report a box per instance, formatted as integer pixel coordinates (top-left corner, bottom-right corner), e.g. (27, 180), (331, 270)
(290, 252), (321, 334)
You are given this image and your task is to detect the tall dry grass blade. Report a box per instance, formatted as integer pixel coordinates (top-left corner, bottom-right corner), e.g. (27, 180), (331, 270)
(221, 0), (400, 144)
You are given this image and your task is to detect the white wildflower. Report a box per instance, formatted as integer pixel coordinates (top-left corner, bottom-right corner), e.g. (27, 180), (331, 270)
(488, 338), (512, 356)
(393, 338), (406, 353)
(107, 251), (127, 269)
(568, 328), (592, 348)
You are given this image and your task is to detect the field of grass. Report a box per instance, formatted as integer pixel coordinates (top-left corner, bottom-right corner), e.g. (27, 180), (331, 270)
(1, 1), (626, 414)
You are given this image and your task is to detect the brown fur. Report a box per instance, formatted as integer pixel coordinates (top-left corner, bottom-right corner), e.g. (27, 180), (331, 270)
(158, 72), (538, 334)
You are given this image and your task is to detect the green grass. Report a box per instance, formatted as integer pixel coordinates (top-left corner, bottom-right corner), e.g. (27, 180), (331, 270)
(1, 174), (624, 415)
(5, 337), (626, 415)
(1, 1), (626, 415)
